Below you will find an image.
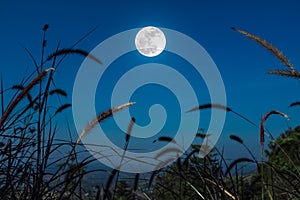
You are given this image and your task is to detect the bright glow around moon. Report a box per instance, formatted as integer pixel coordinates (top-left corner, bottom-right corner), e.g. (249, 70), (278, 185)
(135, 26), (166, 57)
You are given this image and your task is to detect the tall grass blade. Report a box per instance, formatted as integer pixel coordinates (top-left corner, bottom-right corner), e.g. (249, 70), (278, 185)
(187, 103), (257, 128)
(19, 44), (40, 73)
(133, 173), (140, 195)
(186, 181), (205, 199)
(0, 76), (4, 117)
(148, 169), (162, 188)
(104, 169), (118, 200)
(113, 117), (136, 199)
(183, 148), (199, 167)
(260, 110), (289, 199)
(204, 178), (236, 199)
(52, 26), (98, 70)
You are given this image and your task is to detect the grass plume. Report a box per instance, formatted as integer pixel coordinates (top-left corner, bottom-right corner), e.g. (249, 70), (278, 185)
(76, 102), (135, 144)
(289, 101), (300, 107)
(0, 68), (54, 128)
(231, 27), (296, 74)
(47, 48), (102, 65)
(186, 103), (230, 112)
(268, 70), (300, 78)
(229, 134), (243, 144)
(54, 103), (72, 115)
(260, 110), (289, 146)
(187, 103), (257, 128)
(153, 136), (177, 144)
(49, 88), (68, 97)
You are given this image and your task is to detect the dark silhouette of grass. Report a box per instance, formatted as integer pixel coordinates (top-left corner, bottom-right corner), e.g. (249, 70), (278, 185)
(1, 25), (300, 199)
(0, 24), (128, 199)
(47, 49), (102, 65)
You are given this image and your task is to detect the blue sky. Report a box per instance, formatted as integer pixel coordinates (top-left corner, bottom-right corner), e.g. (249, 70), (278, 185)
(1, 0), (300, 162)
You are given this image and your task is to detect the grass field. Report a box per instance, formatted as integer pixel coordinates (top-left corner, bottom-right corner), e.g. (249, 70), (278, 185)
(0, 25), (299, 199)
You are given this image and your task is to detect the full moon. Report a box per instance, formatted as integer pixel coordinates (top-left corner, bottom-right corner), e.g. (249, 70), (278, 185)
(135, 26), (166, 57)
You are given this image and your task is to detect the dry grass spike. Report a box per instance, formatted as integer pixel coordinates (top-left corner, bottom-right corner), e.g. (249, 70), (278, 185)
(0, 68), (55, 128)
(232, 27), (296, 74)
(76, 102), (136, 144)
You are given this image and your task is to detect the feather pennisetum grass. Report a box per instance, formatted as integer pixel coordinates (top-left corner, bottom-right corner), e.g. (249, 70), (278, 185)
(231, 27), (296, 73)
(259, 110), (289, 199)
(261, 110), (300, 177)
(2, 24), (300, 199)
(289, 101), (300, 107)
(260, 110), (289, 147)
(76, 102), (135, 144)
(0, 67), (54, 128)
(0, 25), (112, 199)
(47, 49), (102, 65)
(187, 103), (257, 128)
(232, 27), (300, 79)
(112, 117), (135, 199)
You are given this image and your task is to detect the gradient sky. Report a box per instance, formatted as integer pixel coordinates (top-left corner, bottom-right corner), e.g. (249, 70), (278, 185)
(1, 0), (300, 163)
